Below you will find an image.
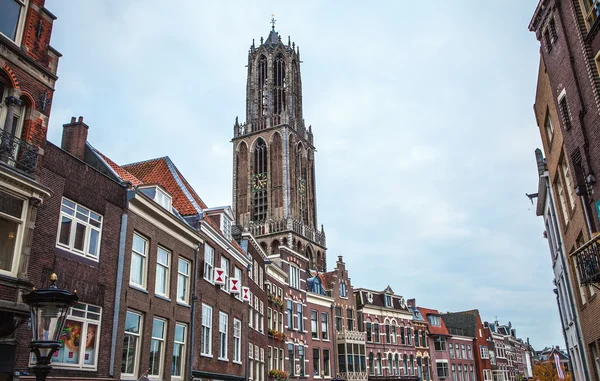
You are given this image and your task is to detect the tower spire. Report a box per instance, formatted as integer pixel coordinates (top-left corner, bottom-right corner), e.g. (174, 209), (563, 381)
(270, 14), (277, 30)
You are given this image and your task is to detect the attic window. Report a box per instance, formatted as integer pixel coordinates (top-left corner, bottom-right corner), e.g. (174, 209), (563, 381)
(428, 315), (441, 326)
(385, 295), (393, 308)
(155, 187), (172, 210)
(221, 214), (232, 240)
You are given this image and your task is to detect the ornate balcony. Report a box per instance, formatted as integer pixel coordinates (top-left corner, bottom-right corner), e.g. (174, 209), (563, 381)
(248, 218), (326, 247)
(573, 234), (600, 285)
(339, 372), (368, 381)
(336, 330), (366, 342)
(0, 130), (40, 177)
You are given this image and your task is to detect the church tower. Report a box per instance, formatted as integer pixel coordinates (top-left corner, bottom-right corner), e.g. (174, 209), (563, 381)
(232, 21), (326, 271)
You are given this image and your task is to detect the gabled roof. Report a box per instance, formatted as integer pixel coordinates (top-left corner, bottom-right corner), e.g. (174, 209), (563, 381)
(440, 310), (480, 338)
(418, 307), (450, 336)
(123, 157), (208, 215)
(89, 145), (143, 187)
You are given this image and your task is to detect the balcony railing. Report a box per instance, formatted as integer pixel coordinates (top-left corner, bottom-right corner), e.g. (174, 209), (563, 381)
(573, 234), (600, 285)
(336, 330), (366, 342)
(0, 130), (40, 177)
(338, 372), (368, 381)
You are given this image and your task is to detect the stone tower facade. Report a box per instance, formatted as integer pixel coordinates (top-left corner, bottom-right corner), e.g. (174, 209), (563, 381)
(232, 24), (326, 271)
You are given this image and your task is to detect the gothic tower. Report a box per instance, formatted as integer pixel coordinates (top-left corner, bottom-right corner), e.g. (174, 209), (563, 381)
(232, 22), (326, 271)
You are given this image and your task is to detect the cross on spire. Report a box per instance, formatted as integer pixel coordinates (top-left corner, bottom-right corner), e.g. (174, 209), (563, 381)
(270, 14), (277, 29)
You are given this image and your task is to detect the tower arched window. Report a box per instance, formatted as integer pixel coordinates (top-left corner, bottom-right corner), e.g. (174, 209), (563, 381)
(403, 354), (408, 375)
(257, 55), (268, 118)
(292, 60), (301, 122)
(252, 138), (268, 222)
(236, 142), (249, 222)
(388, 353), (393, 375)
(273, 54), (286, 117)
(394, 354), (400, 375)
(296, 143), (308, 224)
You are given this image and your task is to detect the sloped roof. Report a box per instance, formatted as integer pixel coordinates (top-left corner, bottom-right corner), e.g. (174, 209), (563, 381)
(440, 310), (479, 338)
(123, 157), (208, 215)
(418, 307), (451, 336)
(92, 148), (143, 187)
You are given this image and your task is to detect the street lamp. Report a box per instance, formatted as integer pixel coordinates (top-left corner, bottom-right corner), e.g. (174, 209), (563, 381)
(22, 273), (78, 381)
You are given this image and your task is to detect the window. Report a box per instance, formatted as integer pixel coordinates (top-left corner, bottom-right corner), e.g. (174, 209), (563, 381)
(296, 302), (303, 331)
(347, 308), (354, 331)
(154, 187), (172, 210)
(455, 344), (461, 358)
(233, 319), (241, 363)
(204, 244), (215, 283)
(436, 361), (449, 378)
(172, 323), (186, 378)
(52, 303), (101, 369)
(122, 311), (142, 376)
(561, 157), (576, 210)
(335, 307), (343, 331)
(219, 312), (228, 360)
(376, 353), (382, 375)
(452, 365), (457, 381)
(385, 295), (392, 307)
(434, 336), (446, 351)
(253, 138), (268, 221)
(149, 318), (166, 377)
(177, 258), (191, 304)
(221, 255), (230, 292)
(130, 233), (148, 288)
(250, 344), (254, 380)
(340, 282), (347, 297)
(289, 265), (300, 289)
(580, 0), (599, 30)
(391, 324), (397, 344)
(400, 326), (405, 344)
(450, 343), (454, 358)
(298, 346), (305, 376)
(369, 353), (374, 375)
(313, 349), (320, 377)
(57, 198), (103, 260)
(386, 324), (391, 344)
(0, 191), (25, 275)
(406, 328), (412, 345)
(286, 300), (293, 329)
(410, 355), (415, 375)
(366, 322), (372, 341)
(311, 310), (318, 339)
(0, 0), (27, 42)
(471, 365), (475, 381)
(483, 369), (492, 381)
(323, 349), (330, 377)
(544, 109), (554, 142)
(155, 247), (170, 297)
(234, 266), (243, 300)
(558, 94), (572, 130)
(544, 28), (553, 51)
(388, 353), (393, 374)
(222, 214), (232, 240)
(201, 304), (213, 356)
(321, 312), (329, 340)
(374, 323), (380, 343)
(458, 365), (463, 381)
(462, 344), (467, 359)
(288, 344), (295, 376)
(427, 315), (441, 326)
(468, 345), (473, 359)
(403, 355), (408, 375)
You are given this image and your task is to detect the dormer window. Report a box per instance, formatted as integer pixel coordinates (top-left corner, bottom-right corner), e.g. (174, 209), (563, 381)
(385, 295), (393, 308)
(154, 187), (172, 210)
(0, 0), (28, 44)
(428, 315), (441, 326)
(221, 214), (232, 240)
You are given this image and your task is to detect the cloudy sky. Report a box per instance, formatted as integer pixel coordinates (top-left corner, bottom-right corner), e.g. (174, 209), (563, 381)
(45, 1), (555, 348)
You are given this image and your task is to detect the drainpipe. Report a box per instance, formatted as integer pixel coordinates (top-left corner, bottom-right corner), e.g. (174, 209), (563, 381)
(109, 188), (136, 376)
(553, 288), (576, 381)
(330, 304), (337, 377)
(188, 242), (201, 380)
(246, 263), (251, 381)
(544, 175), (590, 381)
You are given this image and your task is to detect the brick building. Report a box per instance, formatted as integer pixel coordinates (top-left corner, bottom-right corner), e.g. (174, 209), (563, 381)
(355, 287), (421, 381)
(0, 0), (62, 375)
(481, 321), (531, 381)
(531, 51), (589, 381)
(418, 307), (451, 381)
(529, 2), (600, 379)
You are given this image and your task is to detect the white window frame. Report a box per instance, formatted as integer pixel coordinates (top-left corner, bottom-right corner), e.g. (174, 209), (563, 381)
(122, 310), (143, 378)
(149, 317), (167, 378)
(221, 255), (230, 292)
(154, 187), (172, 210)
(172, 323), (187, 378)
(0, 0), (28, 45)
(233, 318), (242, 363)
(219, 311), (229, 360)
(201, 304), (213, 356)
(289, 265), (300, 289)
(177, 258), (191, 304)
(155, 246), (171, 298)
(204, 243), (215, 283)
(385, 295), (392, 307)
(0, 190), (26, 277)
(234, 266), (243, 300)
(57, 198), (103, 260)
(221, 214), (232, 240)
(40, 302), (102, 370)
(130, 233), (148, 289)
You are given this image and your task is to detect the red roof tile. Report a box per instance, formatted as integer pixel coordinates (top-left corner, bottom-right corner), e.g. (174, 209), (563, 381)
(418, 307), (451, 336)
(92, 148), (143, 187)
(123, 157), (208, 215)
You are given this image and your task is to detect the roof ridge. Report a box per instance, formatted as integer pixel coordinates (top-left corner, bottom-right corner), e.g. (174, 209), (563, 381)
(165, 157), (206, 213)
(122, 155), (168, 168)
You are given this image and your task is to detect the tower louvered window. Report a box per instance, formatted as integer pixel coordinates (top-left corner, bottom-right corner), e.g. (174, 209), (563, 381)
(273, 54), (286, 117)
(296, 143), (308, 224)
(253, 138), (268, 222)
(292, 60), (301, 123)
(258, 55), (268, 118)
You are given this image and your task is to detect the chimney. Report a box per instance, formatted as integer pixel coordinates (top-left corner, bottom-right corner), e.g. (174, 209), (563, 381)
(407, 298), (415, 308)
(62, 116), (89, 160)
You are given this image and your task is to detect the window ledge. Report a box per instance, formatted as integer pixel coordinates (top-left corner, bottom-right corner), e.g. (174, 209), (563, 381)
(155, 294), (171, 302)
(177, 301), (191, 308)
(218, 357), (229, 362)
(200, 353), (213, 358)
(233, 360), (243, 365)
(129, 284), (148, 293)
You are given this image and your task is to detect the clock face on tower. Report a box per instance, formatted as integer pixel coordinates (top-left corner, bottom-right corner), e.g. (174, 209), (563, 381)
(252, 173), (268, 192)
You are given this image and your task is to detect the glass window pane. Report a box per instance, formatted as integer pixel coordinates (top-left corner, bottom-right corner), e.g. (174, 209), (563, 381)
(0, 0), (21, 41)
(88, 229), (99, 256)
(125, 312), (140, 333)
(84, 323), (98, 365)
(133, 234), (146, 254)
(0, 216), (18, 272)
(58, 216), (72, 246)
(55, 320), (81, 365)
(0, 191), (23, 217)
(74, 223), (86, 250)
